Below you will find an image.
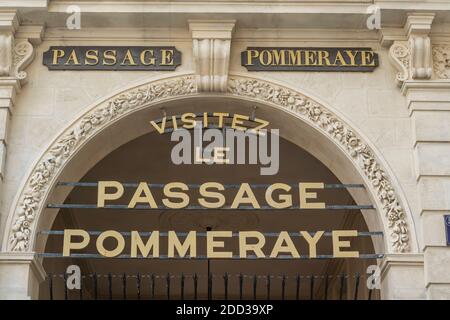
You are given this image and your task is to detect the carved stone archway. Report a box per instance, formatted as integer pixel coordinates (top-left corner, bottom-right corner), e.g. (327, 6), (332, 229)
(2, 73), (416, 255)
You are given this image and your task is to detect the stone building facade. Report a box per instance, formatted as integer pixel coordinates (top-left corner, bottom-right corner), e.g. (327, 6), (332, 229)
(0, 0), (449, 300)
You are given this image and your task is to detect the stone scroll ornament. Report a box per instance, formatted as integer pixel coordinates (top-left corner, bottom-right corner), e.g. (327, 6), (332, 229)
(0, 37), (35, 83)
(12, 40), (35, 83)
(389, 41), (411, 87)
(8, 75), (409, 253)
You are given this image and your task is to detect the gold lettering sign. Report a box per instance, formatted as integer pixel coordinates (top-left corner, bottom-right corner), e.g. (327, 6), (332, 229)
(241, 47), (379, 72)
(55, 181), (376, 260)
(62, 229), (360, 258)
(96, 181), (325, 210)
(43, 46), (182, 71)
(149, 112), (270, 135)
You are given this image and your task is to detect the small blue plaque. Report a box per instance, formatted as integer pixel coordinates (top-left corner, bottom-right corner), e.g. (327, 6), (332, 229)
(445, 215), (450, 246)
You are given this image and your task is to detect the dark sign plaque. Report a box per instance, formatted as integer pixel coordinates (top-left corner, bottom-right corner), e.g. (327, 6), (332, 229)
(445, 215), (450, 246)
(241, 47), (379, 72)
(43, 46), (181, 71)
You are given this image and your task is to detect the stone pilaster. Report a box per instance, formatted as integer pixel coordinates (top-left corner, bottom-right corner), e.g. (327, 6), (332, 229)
(385, 11), (450, 299)
(0, 252), (45, 299)
(380, 254), (425, 299)
(403, 80), (450, 299)
(0, 78), (19, 179)
(0, 11), (41, 180)
(0, 11), (19, 181)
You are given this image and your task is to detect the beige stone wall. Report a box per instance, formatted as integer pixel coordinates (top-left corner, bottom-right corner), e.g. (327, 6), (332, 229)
(0, 1), (449, 299)
(0, 33), (423, 299)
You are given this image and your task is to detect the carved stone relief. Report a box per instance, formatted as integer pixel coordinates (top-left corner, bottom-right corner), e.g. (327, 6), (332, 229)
(11, 40), (35, 83)
(432, 45), (450, 79)
(389, 41), (411, 87)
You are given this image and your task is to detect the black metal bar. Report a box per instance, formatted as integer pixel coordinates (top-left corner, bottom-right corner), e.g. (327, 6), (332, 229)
(310, 275), (314, 300)
(122, 273), (127, 300)
(166, 273), (170, 300)
(224, 273), (228, 300)
(48, 274), (53, 300)
(40, 230), (384, 237)
(151, 274), (155, 299)
(339, 274), (346, 300)
(56, 182), (366, 189)
(354, 273), (360, 300)
(239, 273), (243, 300)
(161, 125), (264, 135)
(193, 273), (198, 300)
(137, 273), (141, 300)
(153, 112), (245, 122)
(79, 276), (83, 300)
(93, 273), (98, 300)
(37, 253), (385, 260)
(47, 203), (375, 210)
(181, 273), (185, 300)
(253, 275), (257, 300)
(44, 272), (373, 301)
(108, 273), (112, 300)
(207, 244), (211, 301)
(63, 272), (68, 300)
(208, 273), (212, 300)
(296, 274), (300, 300)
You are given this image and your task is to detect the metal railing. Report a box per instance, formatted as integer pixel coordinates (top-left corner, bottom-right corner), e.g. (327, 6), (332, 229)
(45, 272), (378, 300)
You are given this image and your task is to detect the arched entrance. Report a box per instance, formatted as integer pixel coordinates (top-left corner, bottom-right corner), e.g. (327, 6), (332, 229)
(40, 124), (380, 300)
(1, 74), (418, 299)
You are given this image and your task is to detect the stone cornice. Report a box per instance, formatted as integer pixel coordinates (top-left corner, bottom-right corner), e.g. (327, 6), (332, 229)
(189, 20), (235, 39)
(401, 80), (450, 113)
(0, 10), (18, 33)
(379, 28), (406, 48)
(401, 79), (450, 94)
(16, 25), (44, 45)
(45, 2), (380, 14)
(0, 252), (46, 282)
(42, 1), (450, 13)
(41, 27), (382, 43)
(376, 0), (450, 11)
(4, 2), (449, 31)
(0, 1), (47, 8)
(380, 253), (424, 280)
(404, 12), (435, 38)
